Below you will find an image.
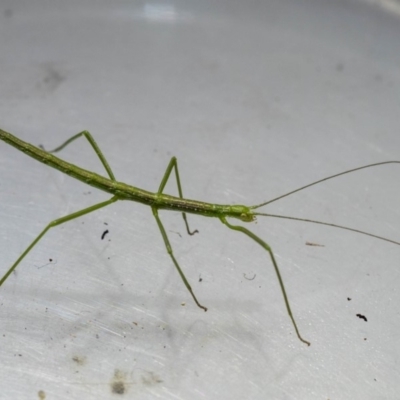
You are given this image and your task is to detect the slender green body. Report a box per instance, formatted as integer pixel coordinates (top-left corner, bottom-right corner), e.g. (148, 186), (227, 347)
(0, 130), (253, 221)
(1, 127), (399, 347)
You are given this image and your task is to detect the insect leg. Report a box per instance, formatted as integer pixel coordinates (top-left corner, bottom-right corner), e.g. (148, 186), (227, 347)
(157, 157), (198, 236)
(41, 131), (116, 181)
(152, 206), (207, 311)
(0, 196), (118, 287)
(220, 216), (310, 346)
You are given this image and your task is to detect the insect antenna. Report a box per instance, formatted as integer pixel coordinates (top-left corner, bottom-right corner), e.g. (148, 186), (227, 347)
(250, 161), (400, 209)
(253, 212), (400, 246)
(250, 161), (400, 246)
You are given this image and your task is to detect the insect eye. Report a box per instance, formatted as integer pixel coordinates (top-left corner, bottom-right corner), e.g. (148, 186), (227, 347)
(240, 213), (253, 222)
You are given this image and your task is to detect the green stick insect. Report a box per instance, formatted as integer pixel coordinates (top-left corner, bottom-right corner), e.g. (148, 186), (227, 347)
(1, 128), (399, 346)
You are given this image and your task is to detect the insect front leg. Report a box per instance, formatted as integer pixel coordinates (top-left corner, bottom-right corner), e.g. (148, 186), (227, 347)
(157, 157), (198, 236)
(152, 206), (207, 312)
(0, 197), (118, 287)
(220, 216), (310, 346)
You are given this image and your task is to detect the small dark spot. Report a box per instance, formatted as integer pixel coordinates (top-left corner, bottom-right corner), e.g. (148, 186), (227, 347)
(169, 230), (182, 238)
(72, 355), (86, 366)
(41, 65), (65, 92)
(305, 241), (325, 247)
(101, 230), (109, 240)
(199, 274), (202, 282)
(356, 313), (367, 322)
(112, 381), (125, 395)
(347, 297), (351, 301)
(110, 369), (127, 395)
(336, 63), (344, 72)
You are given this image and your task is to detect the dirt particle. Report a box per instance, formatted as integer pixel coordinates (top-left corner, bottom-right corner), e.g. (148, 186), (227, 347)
(38, 390), (46, 400)
(72, 355), (86, 366)
(356, 313), (367, 322)
(111, 369), (127, 395)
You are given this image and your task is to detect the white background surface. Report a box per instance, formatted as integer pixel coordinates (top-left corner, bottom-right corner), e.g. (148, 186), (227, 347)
(1, 1), (400, 399)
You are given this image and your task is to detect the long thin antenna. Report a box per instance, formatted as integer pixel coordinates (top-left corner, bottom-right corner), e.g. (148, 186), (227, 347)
(250, 161), (400, 209)
(254, 212), (400, 246)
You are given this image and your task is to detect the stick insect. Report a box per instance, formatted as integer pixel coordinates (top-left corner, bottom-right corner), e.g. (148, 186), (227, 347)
(1, 128), (399, 346)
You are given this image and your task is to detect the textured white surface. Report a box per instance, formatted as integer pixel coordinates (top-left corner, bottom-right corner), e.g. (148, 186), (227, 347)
(1, 0), (400, 399)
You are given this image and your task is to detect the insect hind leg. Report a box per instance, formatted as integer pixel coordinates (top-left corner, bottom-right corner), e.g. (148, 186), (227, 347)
(0, 197), (118, 287)
(40, 130), (116, 181)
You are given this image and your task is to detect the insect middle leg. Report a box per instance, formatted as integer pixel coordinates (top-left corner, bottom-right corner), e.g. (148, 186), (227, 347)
(158, 157), (198, 235)
(0, 196), (118, 287)
(152, 206), (207, 311)
(41, 130), (116, 181)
